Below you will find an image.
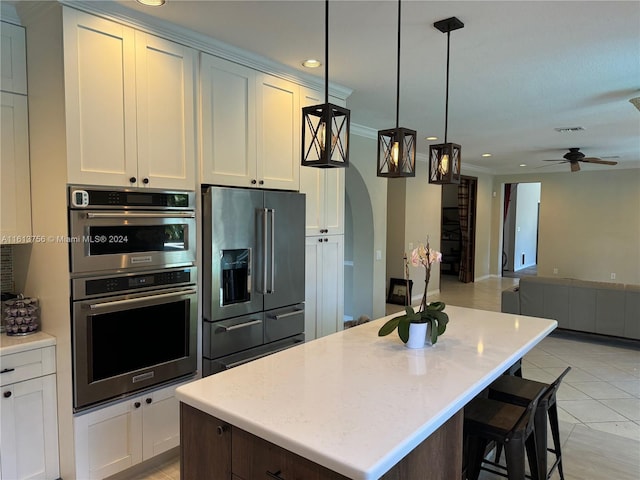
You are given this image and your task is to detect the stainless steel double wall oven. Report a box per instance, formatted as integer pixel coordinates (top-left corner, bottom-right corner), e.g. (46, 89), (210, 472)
(69, 186), (198, 411)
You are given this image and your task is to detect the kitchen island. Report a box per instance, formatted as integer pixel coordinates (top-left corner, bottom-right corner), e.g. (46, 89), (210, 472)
(176, 306), (557, 479)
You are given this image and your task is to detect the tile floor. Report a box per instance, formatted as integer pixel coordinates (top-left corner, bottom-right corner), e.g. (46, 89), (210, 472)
(126, 275), (639, 480)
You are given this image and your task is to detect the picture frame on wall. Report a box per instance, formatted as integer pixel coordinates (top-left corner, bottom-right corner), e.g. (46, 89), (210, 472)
(387, 278), (413, 305)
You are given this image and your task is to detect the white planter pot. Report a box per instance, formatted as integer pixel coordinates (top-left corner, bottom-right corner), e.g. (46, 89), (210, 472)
(405, 322), (429, 349)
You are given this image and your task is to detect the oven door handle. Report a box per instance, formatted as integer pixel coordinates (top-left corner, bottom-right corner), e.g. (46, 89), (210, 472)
(84, 288), (196, 310)
(85, 212), (195, 219)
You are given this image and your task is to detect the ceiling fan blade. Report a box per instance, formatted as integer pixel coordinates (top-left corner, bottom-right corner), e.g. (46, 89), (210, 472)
(581, 157), (618, 165)
(570, 162), (581, 172)
(543, 159), (567, 162)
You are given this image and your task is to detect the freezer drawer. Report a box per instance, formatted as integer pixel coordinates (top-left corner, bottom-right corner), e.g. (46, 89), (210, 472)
(264, 304), (304, 343)
(203, 313), (264, 359)
(203, 334), (305, 377)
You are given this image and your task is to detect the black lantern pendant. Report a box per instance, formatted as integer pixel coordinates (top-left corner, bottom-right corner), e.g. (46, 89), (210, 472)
(377, 0), (416, 178)
(429, 16), (464, 185)
(302, 0), (350, 168)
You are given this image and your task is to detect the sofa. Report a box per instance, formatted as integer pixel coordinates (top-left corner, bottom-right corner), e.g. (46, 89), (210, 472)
(501, 276), (640, 340)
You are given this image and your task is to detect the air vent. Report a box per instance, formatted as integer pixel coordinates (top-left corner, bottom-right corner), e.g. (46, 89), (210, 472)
(554, 126), (585, 132)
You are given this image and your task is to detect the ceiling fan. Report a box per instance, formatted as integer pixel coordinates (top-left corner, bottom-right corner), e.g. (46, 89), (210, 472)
(544, 148), (618, 172)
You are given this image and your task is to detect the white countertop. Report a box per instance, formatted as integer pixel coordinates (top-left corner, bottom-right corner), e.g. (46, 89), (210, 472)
(0, 331), (56, 356)
(176, 306), (557, 479)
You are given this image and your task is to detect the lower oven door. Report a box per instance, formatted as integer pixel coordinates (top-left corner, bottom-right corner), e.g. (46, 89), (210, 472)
(72, 287), (197, 411)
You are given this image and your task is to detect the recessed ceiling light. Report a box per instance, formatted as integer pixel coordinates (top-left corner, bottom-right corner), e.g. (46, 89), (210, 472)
(302, 59), (322, 68)
(137, 0), (166, 5)
(519, 163), (527, 167)
(481, 153), (492, 157)
(425, 136), (438, 141)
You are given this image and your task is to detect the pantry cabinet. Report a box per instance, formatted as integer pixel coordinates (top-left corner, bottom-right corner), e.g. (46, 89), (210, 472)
(305, 235), (344, 340)
(63, 8), (196, 190)
(0, 22), (32, 242)
(74, 378), (191, 480)
(200, 53), (300, 190)
(0, 344), (59, 480)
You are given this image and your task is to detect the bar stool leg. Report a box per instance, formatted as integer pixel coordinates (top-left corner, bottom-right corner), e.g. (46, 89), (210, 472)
(504, 439), (527, 480)
(548, 402), (564, 480)
(533, 404), (548, 480)
(466, 436), (488, 480)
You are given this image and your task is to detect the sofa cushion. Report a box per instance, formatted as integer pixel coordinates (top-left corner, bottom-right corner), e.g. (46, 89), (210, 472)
(519, 276), (571, 327)
(569, 279), (598, 333)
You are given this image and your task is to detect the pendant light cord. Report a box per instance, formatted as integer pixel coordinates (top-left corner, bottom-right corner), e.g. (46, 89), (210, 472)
(395, 0), (401, 129)
(444, 30), (451, 144)
(324, 0), (329, 104)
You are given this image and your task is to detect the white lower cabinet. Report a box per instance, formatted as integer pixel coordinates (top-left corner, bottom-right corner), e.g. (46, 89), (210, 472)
(0, 346), (59, 480)
(305, 235), (344, 340)
(74, 378), (190, 479)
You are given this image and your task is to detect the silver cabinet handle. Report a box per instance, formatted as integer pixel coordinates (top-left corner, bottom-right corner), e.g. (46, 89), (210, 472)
(220, 319), (262, 332)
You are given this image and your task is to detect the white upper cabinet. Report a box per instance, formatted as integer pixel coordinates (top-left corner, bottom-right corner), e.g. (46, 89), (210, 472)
(0, 22), (32, 242)
(1, 21), (27, 94)
(256, 73), (300, 191)
(299, 87), (345, 236)
(63, 8), (195, 190)
(200, 53), (300, 190)
(200, 53), (257, 187)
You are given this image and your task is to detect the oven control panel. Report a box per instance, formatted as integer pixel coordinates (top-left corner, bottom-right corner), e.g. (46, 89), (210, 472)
(73, 267), (196, 299)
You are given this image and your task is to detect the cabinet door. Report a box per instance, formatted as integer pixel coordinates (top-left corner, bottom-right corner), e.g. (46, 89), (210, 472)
(1, 21), (27, 94)
(319, 235), (344, 338)
(304, 237), (321, 340)
(135, 32), (196, 190)
(141, 382), (181, 459)
(1, 374), (59, 480)
(304, 235), (344, 340)
(200, 53), (257, 187)
(256, 74), (300, 190)
(74, 396), (143, 479)
(64, 8), (138, 187)
(1, 92), (32, 240)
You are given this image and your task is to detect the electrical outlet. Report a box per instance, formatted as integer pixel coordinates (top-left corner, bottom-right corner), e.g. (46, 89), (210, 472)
(553, 268), (558, 274)
(611, 273), (616, 280)
(408, 242), (413, 250)
(376, 250), (382, 261)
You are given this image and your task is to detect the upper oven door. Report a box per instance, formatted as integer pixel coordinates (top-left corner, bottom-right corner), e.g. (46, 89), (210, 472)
(69, 209), (196, 275)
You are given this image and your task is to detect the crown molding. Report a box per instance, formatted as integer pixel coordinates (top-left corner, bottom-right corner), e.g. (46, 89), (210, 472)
(59, 0), (352, 100)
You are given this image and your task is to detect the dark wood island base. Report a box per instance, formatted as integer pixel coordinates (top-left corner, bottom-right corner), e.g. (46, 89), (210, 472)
(180, 403), (463, 480)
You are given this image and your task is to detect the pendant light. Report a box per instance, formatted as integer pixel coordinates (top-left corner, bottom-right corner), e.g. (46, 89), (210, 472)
(377, 0), (416, 178)
(302, 0), (350, 168)
(429, 17), (464, 185)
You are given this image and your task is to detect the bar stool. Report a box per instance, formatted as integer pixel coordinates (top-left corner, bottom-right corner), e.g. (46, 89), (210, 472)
(489, 367), (572, 480)
(464, 384), (546, 480)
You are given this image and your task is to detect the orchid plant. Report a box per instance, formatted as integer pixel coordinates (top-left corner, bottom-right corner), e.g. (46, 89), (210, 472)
(379, 238), (449, 344)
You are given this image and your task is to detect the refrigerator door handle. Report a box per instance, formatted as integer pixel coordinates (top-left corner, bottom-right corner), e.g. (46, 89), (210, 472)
(269, 208), (275, 294)
(260, 207), (268, 294)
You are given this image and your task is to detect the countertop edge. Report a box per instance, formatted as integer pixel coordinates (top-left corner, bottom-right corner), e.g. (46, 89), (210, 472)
(0, 331), (57, 355)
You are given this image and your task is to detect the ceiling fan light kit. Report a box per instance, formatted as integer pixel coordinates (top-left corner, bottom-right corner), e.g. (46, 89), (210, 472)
(302, 0), (350, 169)
(429, 17), (465, 185)
(377, 0), (417, 178)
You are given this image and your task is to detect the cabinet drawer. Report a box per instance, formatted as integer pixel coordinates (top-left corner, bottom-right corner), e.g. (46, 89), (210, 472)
(264, 305), (304, 343)
(232, 427), (348, 480)
(0, 346), (55, 386)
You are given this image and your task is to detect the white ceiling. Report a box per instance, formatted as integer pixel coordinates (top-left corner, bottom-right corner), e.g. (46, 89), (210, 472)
(113, 1), (640, 174)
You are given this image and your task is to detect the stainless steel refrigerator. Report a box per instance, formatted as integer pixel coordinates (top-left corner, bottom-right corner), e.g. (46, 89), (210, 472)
(202, 186), (306, 376)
